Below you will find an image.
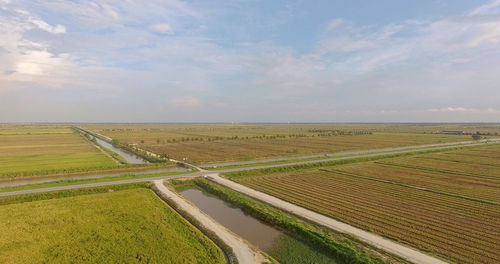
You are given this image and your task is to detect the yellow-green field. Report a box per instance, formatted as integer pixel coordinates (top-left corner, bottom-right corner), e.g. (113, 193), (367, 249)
(82, 124), (482, 164)
(226, 144), (500, 264)
(0, 125), (119, 180)
(0, 187), (225, 264)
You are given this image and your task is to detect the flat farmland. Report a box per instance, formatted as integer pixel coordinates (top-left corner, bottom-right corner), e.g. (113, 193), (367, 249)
(376, 146), (500, 182)
(82, 124), (473, 164)
(0, 186), (225, 264)
(228, 144), (500, 264)
(0, 125), (119, 180)
(330, 145), (500, 203)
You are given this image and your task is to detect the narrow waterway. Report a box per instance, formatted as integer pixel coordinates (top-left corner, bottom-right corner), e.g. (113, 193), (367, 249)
(180, 188), (340, 263)
(93, 136), (148, 164)
(181, 188), (283, 250)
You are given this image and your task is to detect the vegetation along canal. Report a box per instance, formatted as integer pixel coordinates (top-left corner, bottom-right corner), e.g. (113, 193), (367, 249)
(93, 136), (148, 164)
(180, 188), (340, 264)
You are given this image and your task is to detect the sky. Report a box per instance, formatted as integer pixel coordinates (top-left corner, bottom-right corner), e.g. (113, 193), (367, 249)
(1, 0), (500, 123)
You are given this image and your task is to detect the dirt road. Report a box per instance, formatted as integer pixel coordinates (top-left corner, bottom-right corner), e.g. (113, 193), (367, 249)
(207, 173), (449, 264)
(153, 180), (267, 264)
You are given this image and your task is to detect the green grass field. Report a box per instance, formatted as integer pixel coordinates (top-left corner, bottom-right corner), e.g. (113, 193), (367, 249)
(0, 125), (120, 180)
(227, 144), (500, 264)
(268, 234), (342, 264)
(81, 124), (482, 164)
(0, 186), (225, 264)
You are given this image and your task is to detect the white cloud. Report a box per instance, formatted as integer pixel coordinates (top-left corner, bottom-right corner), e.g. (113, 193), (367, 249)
(325, 18), (343, 31)
(469, 0), (500, 15)
(169, 96), (200, 107)
(15, 62), (42, 75)
(427, 107), (500, 113)
(28, 17), (66, 34)
(1, 0), (500, 122)
(428, 107), (468, 112)
(151, 23), (173, 34)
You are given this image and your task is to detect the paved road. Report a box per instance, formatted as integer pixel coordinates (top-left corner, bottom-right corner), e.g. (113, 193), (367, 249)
(0, 167), (190, 188)
(199, 138), (500, 168)
(153, 180), (267, 264)
(0, 172), (203, 197)
(2, 139), (498, 196)
(207, 174), (448, 264)
(214, 139), (499, 174)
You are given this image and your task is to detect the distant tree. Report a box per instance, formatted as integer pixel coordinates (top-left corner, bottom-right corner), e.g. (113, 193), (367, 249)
(472, 134), (482, 141)
(140, 140), (144, 144)
(156, 139), (161, 144)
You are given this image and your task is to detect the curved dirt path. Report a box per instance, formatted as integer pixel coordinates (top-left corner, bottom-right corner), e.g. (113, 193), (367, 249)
(207, 174), (449, 264)
(153, 180), (268, 264)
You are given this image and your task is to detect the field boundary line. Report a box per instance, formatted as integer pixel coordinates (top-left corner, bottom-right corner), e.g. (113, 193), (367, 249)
(375, 161), (500, 181)
(319, 169), (500, 206)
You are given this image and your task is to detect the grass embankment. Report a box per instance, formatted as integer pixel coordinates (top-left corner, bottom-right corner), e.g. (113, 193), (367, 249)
(224, 145), (479, 179)
(75, 127), (167, 163)
(269, 234), (343, 264)
(172, 179), (388, 264)
(99, 142), (129, 164)
(203, 156), (332, 170)
(0, 170), (193, 193)
(0, 184), (226, 264)
(204, 143), (483, 170)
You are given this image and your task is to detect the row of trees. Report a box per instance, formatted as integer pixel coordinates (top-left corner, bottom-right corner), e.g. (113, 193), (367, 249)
(142, 131), (374, 144)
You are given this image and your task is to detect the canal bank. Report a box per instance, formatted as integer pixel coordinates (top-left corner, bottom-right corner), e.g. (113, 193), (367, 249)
(170, 179), (369, 264)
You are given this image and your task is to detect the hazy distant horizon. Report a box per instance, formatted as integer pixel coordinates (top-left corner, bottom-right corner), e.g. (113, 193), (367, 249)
(1, 0), (500, 122)
(3, 122), (500, 126)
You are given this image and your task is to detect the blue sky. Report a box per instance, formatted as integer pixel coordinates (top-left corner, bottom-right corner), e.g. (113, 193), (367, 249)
(1, 0), (500, 122)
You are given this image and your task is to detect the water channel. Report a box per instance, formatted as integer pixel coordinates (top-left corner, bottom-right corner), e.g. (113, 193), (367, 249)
(180, 188), (340, 263)
(93, 136), (148, 164)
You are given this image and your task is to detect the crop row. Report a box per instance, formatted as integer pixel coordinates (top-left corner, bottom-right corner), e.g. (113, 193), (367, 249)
(278, 173), (500, 227)
(419, 154), (500, 168)
(375, 160), (499, 181)
(383, 148), (500, 180)
(240, 180), (496, 263)
(332, 162), (500, 203)
(244, 180), (499, 263)
(247, 176), (499, 240)
(236, 172), (500, 264)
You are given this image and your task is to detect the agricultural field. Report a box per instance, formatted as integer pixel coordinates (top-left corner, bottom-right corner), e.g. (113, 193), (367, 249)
(0, 125), (120, 180)
(81, 124), (480, 164)
(0, 186), (225, 264)
(227, 144), (500, 264)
